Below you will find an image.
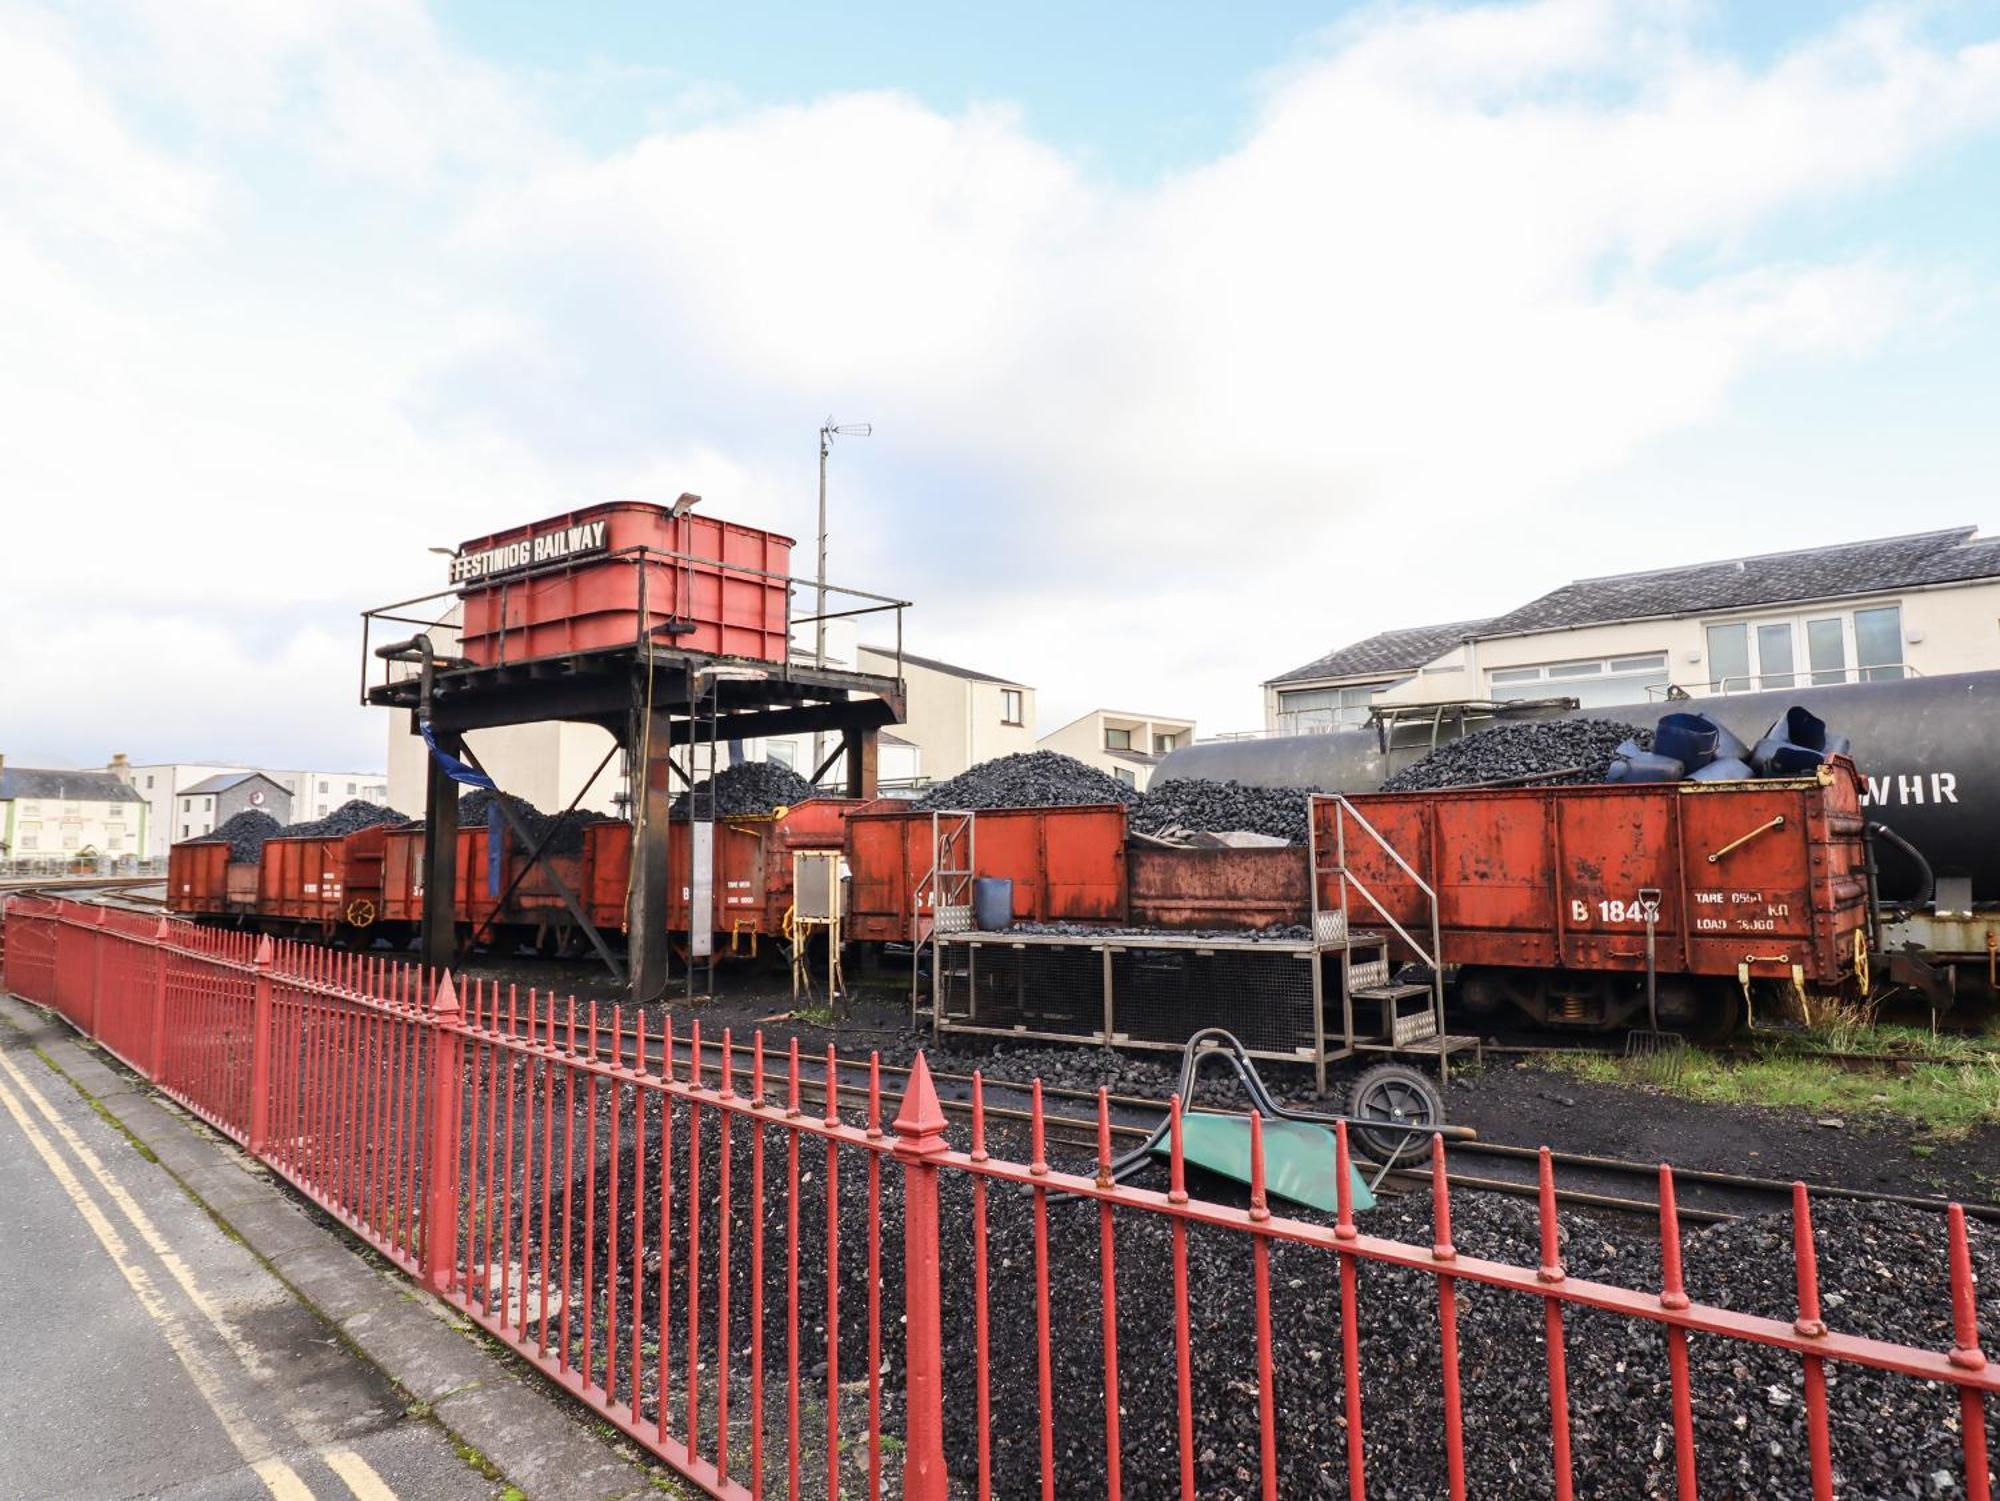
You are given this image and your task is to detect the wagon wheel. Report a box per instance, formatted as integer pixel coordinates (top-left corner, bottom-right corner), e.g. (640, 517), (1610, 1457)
(1345, 1062), (1443, 1166)
(344, 896), (377, 929)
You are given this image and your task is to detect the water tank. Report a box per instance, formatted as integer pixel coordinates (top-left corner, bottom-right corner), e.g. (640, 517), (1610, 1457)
(1160, 670), (2000, 900)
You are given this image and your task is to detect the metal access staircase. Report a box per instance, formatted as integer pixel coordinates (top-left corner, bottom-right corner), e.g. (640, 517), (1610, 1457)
(910, 810), (975, 1022)
(1310, 793), (1476, 1084)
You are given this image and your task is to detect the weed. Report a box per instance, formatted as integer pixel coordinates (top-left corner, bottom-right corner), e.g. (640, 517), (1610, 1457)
(1542, 1045), (2000, 1138)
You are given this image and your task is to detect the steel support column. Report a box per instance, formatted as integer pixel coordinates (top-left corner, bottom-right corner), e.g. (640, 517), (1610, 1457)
(630, 706), (676, 1002)
(846, 725), (879, 799)
(421, 725), (462, 977)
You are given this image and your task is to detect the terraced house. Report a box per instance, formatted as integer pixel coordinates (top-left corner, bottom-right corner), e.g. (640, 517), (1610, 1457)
(1266, 527), (2000, 730)
(0, 757), (148, 863)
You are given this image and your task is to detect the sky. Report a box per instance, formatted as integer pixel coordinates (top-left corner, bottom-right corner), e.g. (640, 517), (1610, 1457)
(3, 0), (1999, 772)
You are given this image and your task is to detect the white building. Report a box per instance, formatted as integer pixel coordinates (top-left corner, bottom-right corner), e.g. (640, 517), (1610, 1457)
(854, 645), (1035, 783)
(1038, 709), (1195, 791)
(0, 758), (149, 864)
(385, 715), (624, 822)
(1265, 528), (2000, 728)
(132, 762), (391, 855)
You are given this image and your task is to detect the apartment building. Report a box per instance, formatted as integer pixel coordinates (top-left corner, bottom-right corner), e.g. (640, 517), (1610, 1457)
(1266, 528), (2000, 729)
(1038, 709), (1194, 791)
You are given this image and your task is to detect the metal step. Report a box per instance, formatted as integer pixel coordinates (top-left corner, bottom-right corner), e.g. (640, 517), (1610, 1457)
(1351, 982), (1429, 1001)
(1354, 1033), (1481, 1057)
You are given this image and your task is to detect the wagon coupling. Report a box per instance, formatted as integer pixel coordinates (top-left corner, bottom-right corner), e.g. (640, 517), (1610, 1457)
(1706, 814), (1785, 863)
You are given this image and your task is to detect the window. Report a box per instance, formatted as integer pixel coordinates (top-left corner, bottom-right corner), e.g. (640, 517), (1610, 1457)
(1705, 606), (1903, 692)
(1488, 653), (1669, 708)
(1154, 732), (1179, 754)
(1113, 766), (1137, 788)
(1806, 618), (1846, 685)
(347, 781), (357, 794)
(144, 774), (154, 789)
(181, 823), (190, 837)
(319, 779), (329, 793)
(1000, 689), (1023, 725)
(181, 797), (192, 813)
(765, 741), (797, 770)
(1854, 606), (1904, 680)
(1105, 727), (1132, 751)
(1275, 684), (1380, 734)
(18, 835), (36, 851)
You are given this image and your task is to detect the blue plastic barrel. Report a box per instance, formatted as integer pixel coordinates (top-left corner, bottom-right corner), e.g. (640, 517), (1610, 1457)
(1688, 756), (1755, 782)
(972, 877), (1014, 931)
(1654, 712), (1720, 771)
(1605, 740), (1686, 783)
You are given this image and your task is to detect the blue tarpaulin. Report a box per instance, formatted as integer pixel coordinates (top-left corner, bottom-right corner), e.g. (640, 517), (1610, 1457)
(419, 720), (495, 790)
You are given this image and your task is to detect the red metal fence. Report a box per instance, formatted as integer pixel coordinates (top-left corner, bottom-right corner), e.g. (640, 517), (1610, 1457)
(1, 895), (1992, 1500)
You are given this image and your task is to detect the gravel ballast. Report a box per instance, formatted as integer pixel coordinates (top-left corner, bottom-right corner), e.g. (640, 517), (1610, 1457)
(1382, 719), (1655, 792)
(914, 751), (1139, 811)
(531, 1073), (1993, 1501)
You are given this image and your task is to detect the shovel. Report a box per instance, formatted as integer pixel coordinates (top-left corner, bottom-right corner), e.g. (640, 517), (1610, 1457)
(1625, 888), (1688, 1082)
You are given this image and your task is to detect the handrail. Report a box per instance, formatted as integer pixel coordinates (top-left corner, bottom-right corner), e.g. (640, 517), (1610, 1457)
(359, 538), (913, 706)
(1316, 791), (1452, 1083)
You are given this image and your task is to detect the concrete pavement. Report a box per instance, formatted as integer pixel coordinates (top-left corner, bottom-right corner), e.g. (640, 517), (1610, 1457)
(0, 994), (661, 1501)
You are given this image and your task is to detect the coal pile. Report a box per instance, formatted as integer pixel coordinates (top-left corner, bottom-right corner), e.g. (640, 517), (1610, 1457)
(191, 810), (282, 864)
(669, 759), (816, 819)
(1382, 718), (1653, 791)
(913, 751), (1139, 811)
(1131, 778), (1318, 844)
(458, 789), (592, 858)
(270, 799), (409, 840)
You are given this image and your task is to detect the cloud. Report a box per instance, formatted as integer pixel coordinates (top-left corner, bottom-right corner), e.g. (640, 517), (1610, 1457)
(4, 0), (2000, 770)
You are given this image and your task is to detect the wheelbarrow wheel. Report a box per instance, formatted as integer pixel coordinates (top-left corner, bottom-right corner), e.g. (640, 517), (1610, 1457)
(1345, 1062), (1443, 1166)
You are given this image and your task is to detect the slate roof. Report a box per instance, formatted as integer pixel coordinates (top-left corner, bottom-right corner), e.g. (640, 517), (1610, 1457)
(1267, 619), (1492, 687)
(0, 768), (145, 803)
(1475, 527), (2000, 638)
(861, 646), (1024, 687)
(179, 771), (273, 796)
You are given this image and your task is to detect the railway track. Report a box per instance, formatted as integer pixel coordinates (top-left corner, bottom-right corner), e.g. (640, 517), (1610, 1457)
(454, 1009), (2000, 1228)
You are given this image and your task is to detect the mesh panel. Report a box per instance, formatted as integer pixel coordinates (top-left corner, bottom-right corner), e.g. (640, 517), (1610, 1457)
(938, 942), (1106, 1038)
(936, 937), (1331, 1060)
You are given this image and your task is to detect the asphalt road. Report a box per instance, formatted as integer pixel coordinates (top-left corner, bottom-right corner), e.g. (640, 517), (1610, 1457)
(0, 1023), (504, 1501)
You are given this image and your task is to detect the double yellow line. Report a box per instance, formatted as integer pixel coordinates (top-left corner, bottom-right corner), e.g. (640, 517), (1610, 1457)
(0, 1045), (399, 1501)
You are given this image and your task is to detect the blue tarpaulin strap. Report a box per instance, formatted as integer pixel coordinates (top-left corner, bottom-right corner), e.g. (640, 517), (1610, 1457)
(487, 802), (503, 897)
(419, 720), (495, 790)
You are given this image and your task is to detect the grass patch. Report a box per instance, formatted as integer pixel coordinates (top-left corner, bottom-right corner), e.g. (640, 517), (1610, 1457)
(1542, 1046), (2000, 1138)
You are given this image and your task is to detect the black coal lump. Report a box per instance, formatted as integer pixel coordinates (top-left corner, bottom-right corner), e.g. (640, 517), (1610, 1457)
(1382, 719), (1655, 791)
(913, 750), (1140, 811)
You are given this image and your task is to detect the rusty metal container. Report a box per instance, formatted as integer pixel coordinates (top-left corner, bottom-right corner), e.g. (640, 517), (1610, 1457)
(256, 826), (395, 930)
(1318, 759), (1870, 987)
(664, 800), (861, 943)
(380, 825), (425, 926)
(168, 841), (231, 916)
(456, 501), (793, 668)
(585, 819), (632, 933)
(845, 804), (1129, 943)
(1127, 845), (1310, 930)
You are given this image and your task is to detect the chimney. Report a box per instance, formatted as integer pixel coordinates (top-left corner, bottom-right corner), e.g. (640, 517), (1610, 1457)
(108, 752), (132, 783)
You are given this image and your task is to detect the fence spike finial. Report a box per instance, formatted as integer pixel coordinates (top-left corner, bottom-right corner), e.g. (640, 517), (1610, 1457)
(154, 916), (172, 941)
(253, 934), (273, 968)
(892, 1051), (949, 1150)
(431, 969), (460, 1018)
